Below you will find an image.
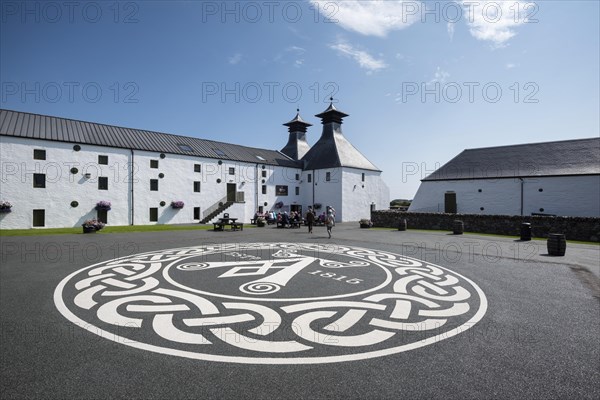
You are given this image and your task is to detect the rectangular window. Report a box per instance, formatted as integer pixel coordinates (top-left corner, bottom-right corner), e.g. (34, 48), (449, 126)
(32, 209), (45, 227)
(262, 170), (267, 178)
(194, 164), (201, 173)
(33, 149), (46, 160)
(276, 185), (288, 196)
(229, 167), (235, 175)
(98, 155), (108, 165)
(362, 173), (365, 182)
(307, 174), (312, 183)
(177, 144), (193, 152)
(33, 173), (46, 188)
(295, 174), (300, 181)
(149, 208), (158, 222)
(262, 185), (267, 195)
(150, 179), (159, 191)
(295, 187), (300, 196)
(213, 148), (226, 157)
(193, 207), (201, 220)
(150, 160), (159, 169)
(97, 209), (107, 224)
(194, 181), (201, 193)
(98, 176), (108, 190)
(326, 172), (331, 182)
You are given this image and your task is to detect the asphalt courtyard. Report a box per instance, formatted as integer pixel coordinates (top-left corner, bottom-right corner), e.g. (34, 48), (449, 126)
(1, 223), (599, 399)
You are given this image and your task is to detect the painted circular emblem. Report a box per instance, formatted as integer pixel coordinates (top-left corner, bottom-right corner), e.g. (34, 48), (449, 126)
(54, 243), (487, 364)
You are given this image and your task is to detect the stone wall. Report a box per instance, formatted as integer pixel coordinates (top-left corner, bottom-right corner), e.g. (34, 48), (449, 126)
(371, 210), (600, 242)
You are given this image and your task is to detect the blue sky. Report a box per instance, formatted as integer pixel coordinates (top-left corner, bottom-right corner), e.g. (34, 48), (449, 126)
(1, 1), (599, 199)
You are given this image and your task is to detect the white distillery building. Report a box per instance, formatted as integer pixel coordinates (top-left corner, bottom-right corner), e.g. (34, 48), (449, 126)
(0, 104), (389, 229)
(409, 138), (600, 217)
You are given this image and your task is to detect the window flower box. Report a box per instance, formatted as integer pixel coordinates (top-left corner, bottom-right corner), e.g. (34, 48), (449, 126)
(313, 203), (322, 210)
(0, 201), (12, 213)
(275, 201), (284, 209)
(82, 218), (105, 233)
(359, 218), (373, 228)
(95, 201), (112, 211)
(171, 201), (185, 209)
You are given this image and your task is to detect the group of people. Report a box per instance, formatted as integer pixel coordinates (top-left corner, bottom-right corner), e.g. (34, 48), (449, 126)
(304, 205), (336, 238)
(253, 205), (336, 238)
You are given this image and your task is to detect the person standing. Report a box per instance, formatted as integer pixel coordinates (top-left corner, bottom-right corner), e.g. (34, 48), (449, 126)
(326, 212), (334, 238)
(306, 207), (315, 234)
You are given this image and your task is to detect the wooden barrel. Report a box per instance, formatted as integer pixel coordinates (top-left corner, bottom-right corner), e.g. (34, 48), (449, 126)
(547, 234), (566, 256)
(398, 219), (407, 231)
(520, 223), (532, 241)
(453, 220), (464, 235)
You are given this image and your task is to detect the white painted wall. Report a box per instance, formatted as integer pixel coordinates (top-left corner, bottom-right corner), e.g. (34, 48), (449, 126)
(341, 168), (390, 221)
(0, 136), (310, 228)
(409, 176), (600, 217)
(0, 136), (131, 228)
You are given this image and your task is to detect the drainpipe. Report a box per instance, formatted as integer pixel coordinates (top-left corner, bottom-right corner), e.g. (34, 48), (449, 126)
(312, 169), (315, 208)
(130, 149), (135, 225)
(519, 178), (524, 216)
(255, 163), (259, 212)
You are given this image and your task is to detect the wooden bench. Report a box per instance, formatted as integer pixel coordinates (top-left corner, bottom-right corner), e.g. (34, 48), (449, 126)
(213, 223), (224, 231)
(290, 220), (302, 228)
(231, 222), (244, 231)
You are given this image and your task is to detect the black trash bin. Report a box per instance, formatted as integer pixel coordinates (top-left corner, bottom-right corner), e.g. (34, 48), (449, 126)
(520, 223), (532, 241)
(398, 219), (407, 231)
(453, 220), (463, 235)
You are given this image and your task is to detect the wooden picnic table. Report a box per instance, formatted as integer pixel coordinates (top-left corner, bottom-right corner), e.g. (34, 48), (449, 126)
(213, 218), (243, 231)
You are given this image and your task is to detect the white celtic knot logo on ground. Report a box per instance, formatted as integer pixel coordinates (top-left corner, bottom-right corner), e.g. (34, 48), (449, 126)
(55, 243), (488, 364)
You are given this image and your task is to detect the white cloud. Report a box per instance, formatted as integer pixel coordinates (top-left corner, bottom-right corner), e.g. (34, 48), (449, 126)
(427, 67), (450, 85)
(505, 63), (517, 69)
(329, 41), (388, 72)
(228, 53), (242, 65)
(460, 1), (530, 48)
(310, 0), (419, 37)
(447, 22), (456, 41)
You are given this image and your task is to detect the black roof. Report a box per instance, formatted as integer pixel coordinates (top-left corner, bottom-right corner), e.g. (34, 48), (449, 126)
(301, 103), (380, 171)
(423, 138), (600, 181)
(0, 109), (301, 168)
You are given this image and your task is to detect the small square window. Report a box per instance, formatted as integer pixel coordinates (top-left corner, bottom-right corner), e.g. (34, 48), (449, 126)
(98, 176), (108, 190)
(361, 173), (365, 182)
(194, 164), (201, 173)
(33, 209), (45, 227)
(326, 172), (331, 182)
(149, 208), (158, 222)
(229, 167), (235, 175)
(295, 187), (300, 196)
(150, 160), (159, 169)
(150, 179), (159, 191)
(194, 181), (201, 193)
(262, 185), (267, 195)
(262, 170), (267, 178)
(33, 149), (46, 160)
(193, 207), (201, 220)
(98, 155), (108, 165)
(33, 173), (46, 188)
(307, 174), (312, 183)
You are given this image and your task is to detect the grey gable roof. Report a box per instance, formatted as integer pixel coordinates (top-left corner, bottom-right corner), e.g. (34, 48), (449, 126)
(301, 103), (380, 171)
(0, 109), (301, 168)
(301, 131), (380, 171)
(424, 138), (600, 181)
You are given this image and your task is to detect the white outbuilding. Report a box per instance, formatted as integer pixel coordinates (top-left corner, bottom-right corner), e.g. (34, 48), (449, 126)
(0, 103), (389, 229)
(408, 138), (600, 217)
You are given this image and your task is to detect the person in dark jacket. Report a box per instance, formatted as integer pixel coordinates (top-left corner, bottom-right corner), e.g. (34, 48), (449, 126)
(305, 207), (315, 233)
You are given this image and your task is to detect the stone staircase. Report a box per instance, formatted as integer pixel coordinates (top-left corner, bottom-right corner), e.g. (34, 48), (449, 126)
(200, 200), (234, 224)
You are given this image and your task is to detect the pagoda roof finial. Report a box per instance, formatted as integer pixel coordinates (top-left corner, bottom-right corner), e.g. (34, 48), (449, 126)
(315, 98), (349, 123)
